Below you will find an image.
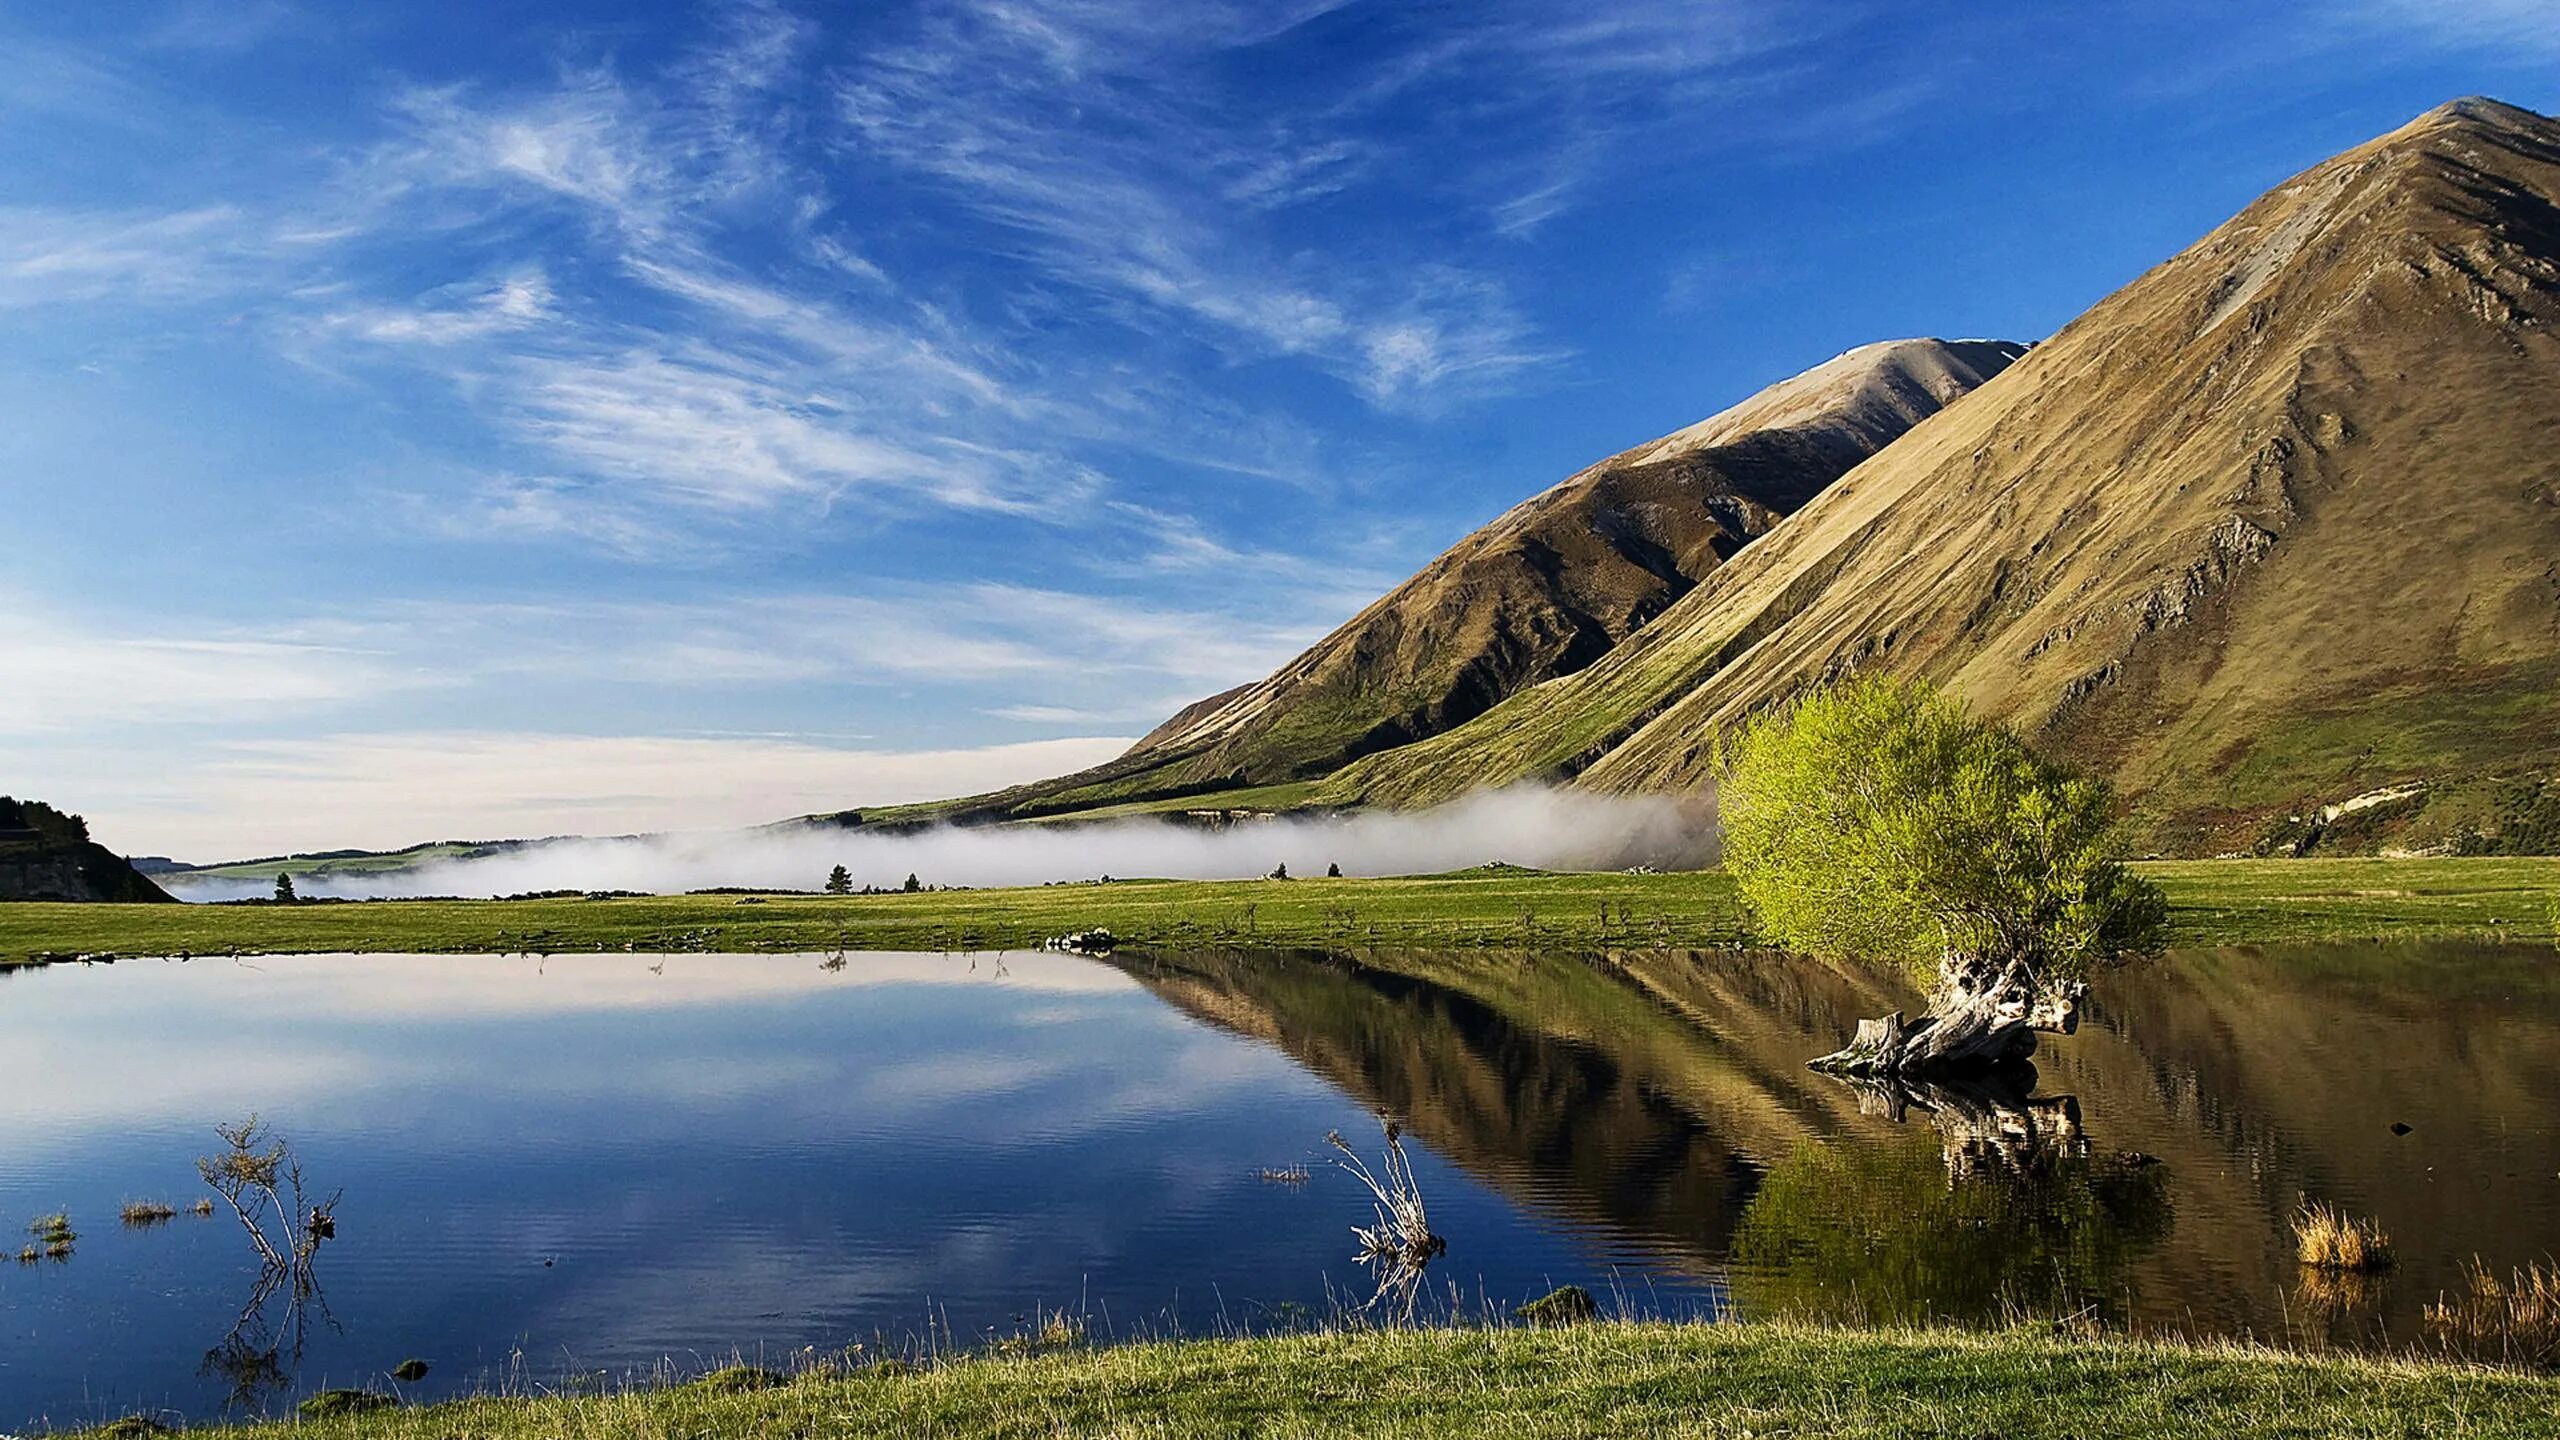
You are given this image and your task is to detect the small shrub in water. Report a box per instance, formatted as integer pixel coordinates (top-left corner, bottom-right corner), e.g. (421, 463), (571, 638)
(297, 1389), (395, 1418)
(2295, 1201), (2393, 1272)
(1514, 1285), (1599, 1328)
(121, 1201), (178, 1227)
(2427, 1258), (2560, 1368)
(1328, 1118), (1446, 1323)
(27, 1214), (74, 1259)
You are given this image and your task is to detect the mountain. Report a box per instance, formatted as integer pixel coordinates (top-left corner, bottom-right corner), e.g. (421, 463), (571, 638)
(827, 338), (2021, 826)
(0, 797), (175, 903)
(1316, 97), (2560, 855)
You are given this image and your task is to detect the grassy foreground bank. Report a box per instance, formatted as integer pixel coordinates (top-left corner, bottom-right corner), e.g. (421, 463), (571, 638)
(92, 1322), (2560, 1439)
(6, 857), (2559, 965)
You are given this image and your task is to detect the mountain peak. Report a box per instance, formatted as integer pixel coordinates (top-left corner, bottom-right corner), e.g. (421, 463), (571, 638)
(1624, 338), (2025, 466)
(1324, 99), (2560, 856)
(2417, 94), (2550, 135)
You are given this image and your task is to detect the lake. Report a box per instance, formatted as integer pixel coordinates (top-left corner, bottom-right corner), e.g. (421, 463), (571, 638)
(2, 942), (2555, 1428)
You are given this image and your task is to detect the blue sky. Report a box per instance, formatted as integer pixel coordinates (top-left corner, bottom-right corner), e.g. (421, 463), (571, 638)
(5, 0), (2554, 859)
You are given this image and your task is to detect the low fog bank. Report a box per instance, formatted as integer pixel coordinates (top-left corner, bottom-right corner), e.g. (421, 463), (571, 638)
(166, 788), (1717, 901)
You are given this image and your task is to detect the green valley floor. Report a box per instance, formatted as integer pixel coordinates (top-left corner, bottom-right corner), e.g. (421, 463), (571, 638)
(5, 857), (2559, 964)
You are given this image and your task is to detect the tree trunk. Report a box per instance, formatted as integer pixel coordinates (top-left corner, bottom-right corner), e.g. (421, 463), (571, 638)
(1809, 951), (2082, 1078)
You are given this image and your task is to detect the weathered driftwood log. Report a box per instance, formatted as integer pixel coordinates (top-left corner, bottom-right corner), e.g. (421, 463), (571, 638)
(1810, 952), (2083, 1078)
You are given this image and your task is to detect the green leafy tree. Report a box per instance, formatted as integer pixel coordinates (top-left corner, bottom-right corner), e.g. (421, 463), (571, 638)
(902, 872), (922, 894)
(1717, 675), (2163, 1073)
(824, 864), (853, 895)
(273, 872), (298, 904)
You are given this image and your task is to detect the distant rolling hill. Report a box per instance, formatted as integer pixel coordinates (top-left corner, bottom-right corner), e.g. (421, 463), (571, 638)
(1309, 97), (2560, 856)
(161, 839), (536, 888)
(815, 338), (2022, 828)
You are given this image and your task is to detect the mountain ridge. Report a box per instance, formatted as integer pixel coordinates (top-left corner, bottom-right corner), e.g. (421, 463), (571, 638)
(1310, 96), (2560, 855)
(820, 336), (2021, 827)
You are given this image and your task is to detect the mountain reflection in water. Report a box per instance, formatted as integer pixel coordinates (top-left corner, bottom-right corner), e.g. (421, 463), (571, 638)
(4, 941), (2555, 1427)
(1110, 943), (2560, 1345)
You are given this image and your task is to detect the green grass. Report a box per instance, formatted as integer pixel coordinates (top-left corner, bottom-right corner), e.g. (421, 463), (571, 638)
(7, 858), (2559, 965)
(0, 868), (1752, 963)
(2136, 855), (2560, 944)
(79, 1321), (2560, 1439)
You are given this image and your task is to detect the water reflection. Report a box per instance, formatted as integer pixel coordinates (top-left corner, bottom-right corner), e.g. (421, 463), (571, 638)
(1114, 943), (2560, 1345)
(3, 941), (2555, 1427)
(0, 951), (1647, 1428)
(1731, 1076), (2173, 1327)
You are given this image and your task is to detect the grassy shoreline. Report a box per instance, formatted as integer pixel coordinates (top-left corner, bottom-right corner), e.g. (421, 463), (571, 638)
(76, 1321), (2560, 1439)
(5, 857), (2559, 965)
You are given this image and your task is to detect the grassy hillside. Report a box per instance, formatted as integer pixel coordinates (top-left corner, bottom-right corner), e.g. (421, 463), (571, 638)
(75, 1322), (2560, 1440)
(168, 840), (528, 885)
(1317, 99), (2560, 858)
(6, 857), (2556, 964)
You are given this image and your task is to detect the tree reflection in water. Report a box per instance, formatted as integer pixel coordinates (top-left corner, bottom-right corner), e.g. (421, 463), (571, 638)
(196, 1120), (340, 1411)
(1731, 1072), (2172, 1328)
(199, 1237), (340, 1411)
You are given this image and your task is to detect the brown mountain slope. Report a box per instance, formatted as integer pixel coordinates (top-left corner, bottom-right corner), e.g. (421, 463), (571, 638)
(841, 339), (2019, 825)
(1124, 338), (2024, 776)
(1328, 97), (2560, 855)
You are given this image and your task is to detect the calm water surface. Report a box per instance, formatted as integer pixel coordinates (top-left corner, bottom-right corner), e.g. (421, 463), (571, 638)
(2, 942), (2555, 1428)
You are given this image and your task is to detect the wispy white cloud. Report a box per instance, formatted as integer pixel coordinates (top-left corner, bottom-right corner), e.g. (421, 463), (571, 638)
(10, 571), (1354, 856)
(2, 575), (1338, 754)
(322, 268), (555, 345)
(831, 0), (1565, 409)
(0, 204), (262, 307)
(0, 606), (442, 734)
(145, 0), (298, 54)
(82, 731), (1138, 857)
(389, 584), (1332, 697)
(2349, 0), (2560, 54)
(389, 75), (678, 235)
(0, 29), (157, 123)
